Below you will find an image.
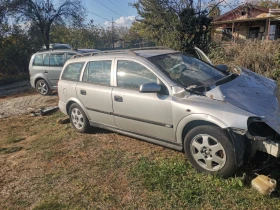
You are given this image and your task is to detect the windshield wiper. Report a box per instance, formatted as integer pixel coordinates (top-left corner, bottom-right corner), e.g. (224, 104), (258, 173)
(184, 87), (205, 96)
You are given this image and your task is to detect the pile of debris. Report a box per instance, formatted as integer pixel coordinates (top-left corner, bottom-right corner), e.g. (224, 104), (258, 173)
(30, 106), (59, 117)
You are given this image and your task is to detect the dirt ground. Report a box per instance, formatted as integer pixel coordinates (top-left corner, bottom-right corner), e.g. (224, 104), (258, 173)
(0, 81), (57, 118)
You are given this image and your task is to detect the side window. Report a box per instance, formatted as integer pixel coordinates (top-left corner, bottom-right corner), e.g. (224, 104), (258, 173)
(33, 54), (44, 66)
(82, 60), (112, 86)
(49, 54), (64, 66)
(66, 53), (76, 61)
(61, 62), (84, 81)
(117, 60), (157, 89)
(43, 54), (49, 66)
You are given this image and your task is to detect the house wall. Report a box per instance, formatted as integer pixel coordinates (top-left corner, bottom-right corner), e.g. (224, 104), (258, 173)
(236, 25), (247, 40)
(212, 20), (267, 42)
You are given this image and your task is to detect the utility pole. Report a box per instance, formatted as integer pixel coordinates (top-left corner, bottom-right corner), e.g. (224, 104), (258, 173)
(111, 17), (115, 49)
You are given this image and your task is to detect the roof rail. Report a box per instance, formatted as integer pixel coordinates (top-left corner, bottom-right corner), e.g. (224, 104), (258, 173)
(70, 46), (173, 59)
(37, 48), (73, 52)
(128, 46), (173, 51)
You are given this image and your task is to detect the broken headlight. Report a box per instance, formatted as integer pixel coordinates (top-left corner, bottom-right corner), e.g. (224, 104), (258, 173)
(247, 117), (275, 138)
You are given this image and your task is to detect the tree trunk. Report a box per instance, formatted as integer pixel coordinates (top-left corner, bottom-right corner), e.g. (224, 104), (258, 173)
(44, 24), (51, 50)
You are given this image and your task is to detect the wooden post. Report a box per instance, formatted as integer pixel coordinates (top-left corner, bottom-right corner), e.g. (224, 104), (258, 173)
(266, 18), (271, 40)
(232, 22), (235, 42)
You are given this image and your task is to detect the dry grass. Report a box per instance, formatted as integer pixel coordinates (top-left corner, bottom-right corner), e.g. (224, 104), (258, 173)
(0, 102), (279, 209)
(209, 40), (280, 83)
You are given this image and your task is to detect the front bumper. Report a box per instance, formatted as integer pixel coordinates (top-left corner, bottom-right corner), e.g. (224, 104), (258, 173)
(254, 139), (280, 157)
(227, 128), (280, 166)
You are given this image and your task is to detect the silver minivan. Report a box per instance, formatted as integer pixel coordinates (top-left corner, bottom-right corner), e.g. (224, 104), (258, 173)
(57, 47), (280, 177)
(29, 49), (99, 95)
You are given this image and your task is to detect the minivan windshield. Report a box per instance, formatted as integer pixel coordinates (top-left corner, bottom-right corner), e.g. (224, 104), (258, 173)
(149, 53), (225, 88)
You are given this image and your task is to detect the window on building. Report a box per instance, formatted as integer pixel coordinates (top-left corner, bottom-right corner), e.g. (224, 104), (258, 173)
(249, 27), (260, 39)
(222, 28), (233, 41)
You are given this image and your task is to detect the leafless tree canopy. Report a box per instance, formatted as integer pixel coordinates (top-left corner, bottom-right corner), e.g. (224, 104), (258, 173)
(7, 0), (86, 48)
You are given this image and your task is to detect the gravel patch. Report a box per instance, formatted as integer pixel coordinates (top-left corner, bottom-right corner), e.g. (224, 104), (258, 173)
(0, 95), (58, 118)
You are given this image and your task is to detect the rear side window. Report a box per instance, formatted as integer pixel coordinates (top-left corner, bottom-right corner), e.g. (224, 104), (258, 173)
(61, 62), (85, 81)
(43, 54), (49, 66)
(66, 53), (76, 61)
(50, 54), (64, 66)
(33, 54), (44, 66)
(117, 60), (157, 90)
(82, 60), (112, 86)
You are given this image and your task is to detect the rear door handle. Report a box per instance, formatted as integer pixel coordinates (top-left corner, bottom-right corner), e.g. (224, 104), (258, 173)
(44, 70), (48, 74)
(114, 95), (123, 102)
(80, 90), (86, 95)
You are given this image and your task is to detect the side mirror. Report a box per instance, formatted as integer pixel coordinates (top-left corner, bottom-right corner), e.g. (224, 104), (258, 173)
(139, 83), (161, 93)
(216, 64), (229, 73)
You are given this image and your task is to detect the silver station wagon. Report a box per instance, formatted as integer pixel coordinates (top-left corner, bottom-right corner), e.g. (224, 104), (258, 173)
(29, 49), (99, 95)
(58, 47), (280, 177)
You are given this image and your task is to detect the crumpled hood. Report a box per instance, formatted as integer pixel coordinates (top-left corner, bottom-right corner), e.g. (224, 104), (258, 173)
(205, 68), (280, 134)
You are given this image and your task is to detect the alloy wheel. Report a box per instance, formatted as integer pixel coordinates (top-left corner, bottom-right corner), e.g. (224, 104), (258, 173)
(190, 134), (226, 171)
(71, 108), (84, 130)
(37, 81), (49, 95)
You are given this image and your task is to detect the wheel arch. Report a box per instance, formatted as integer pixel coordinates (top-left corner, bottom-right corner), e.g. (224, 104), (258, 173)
(66, 98), (91, 120)
(176, 114), (228, 145)
(34, 74), (50, 88)
(181, 120), (219, 148)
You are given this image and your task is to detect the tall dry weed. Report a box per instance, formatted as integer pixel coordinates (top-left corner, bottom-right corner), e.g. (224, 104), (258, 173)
(209, 40), (280, 83)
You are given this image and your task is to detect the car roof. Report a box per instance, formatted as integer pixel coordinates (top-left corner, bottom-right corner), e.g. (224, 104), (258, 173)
(133, 49), (177, 58)
(67, 47), (179, 62)
(35, 49), (78, 54)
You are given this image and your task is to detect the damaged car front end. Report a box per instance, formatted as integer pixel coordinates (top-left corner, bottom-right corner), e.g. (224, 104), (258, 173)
(205, 67), (280, 160)
(149, 51), (280, 177)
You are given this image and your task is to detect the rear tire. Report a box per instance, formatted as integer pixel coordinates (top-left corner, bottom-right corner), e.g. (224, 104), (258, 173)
(36, 79), (51, 95)
(69, 103), (90, 133)
(184, 125), (238, 178)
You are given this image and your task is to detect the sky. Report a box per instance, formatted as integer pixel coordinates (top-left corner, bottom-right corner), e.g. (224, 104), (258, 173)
(82, 0), (242, 28)
(83, 0), (138, 28)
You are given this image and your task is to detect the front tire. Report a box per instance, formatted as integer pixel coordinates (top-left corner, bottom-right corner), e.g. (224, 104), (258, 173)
(184, 125), (237, 178)
(69, 103), (90, 133)
(36, 79), (51, 95)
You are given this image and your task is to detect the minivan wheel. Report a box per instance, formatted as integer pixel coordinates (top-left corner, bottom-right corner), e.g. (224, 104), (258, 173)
(184, 125), (237, 178)
(36, 79), (51, 95)
(69, 103), (90, 133)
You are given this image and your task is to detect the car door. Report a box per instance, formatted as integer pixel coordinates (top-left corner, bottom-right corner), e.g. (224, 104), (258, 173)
(76, 59), (115, 126)
(47, 53), (65, 87)
(194, 47), (213, 65)
(112, 59), (175, 142)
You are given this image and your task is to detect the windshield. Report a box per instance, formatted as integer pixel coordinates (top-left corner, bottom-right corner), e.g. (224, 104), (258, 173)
(149, 53), (225, 88)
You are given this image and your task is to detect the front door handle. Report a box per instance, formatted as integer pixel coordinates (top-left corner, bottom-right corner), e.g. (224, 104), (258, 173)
(114, 95), (123, 102)
(44, 70), (48, 74)
(80, 90), (86, 95)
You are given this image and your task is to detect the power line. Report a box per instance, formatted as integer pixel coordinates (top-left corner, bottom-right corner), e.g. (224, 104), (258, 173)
(107, 0), (130, 16)
(87, 10), (110, 21)
(93, 0), (122, 17)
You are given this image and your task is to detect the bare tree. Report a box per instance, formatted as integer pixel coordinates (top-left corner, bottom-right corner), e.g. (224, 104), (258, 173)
(8, 0), (86, 49)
